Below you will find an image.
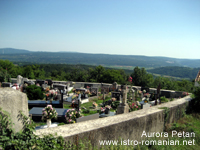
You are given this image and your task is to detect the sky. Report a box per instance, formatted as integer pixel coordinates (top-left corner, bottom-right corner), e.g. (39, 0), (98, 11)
(0, 0), (200, 59)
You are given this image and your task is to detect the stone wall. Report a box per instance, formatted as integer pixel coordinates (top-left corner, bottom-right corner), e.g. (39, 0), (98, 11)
(35, 95), (192, 148)
(0, 88), (29, 133)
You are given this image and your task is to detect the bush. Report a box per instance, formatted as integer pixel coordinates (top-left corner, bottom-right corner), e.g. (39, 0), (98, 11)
(26, 85), (45, 100)
(0, 107), (67, 149)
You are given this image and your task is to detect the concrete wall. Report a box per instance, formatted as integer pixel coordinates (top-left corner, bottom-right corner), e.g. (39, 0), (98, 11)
(0, 88), (29, 133)
(35, 95), (192, 147)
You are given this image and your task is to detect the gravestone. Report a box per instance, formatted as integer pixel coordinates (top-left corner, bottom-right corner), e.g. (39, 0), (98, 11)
(45, 79), (53, 86)
(0, 88), (29, 133)
(91, 87), (98, 96)
(53, 84), (67, 93)
(111, 82), (118, 91)
(111, 92), (121, 101)
(35, 79), (45, 86)
(2, 82), (11, 87)
(141, 87), (150, 93)
(117, 85), (130, 114)
(17, 75), (23, 85)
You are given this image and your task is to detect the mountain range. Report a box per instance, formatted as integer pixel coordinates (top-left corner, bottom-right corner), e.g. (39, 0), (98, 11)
(0, 48), (200, 68)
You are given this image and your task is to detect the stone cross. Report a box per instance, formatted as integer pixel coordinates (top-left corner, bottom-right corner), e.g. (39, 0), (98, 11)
(122, 85), (127, 104)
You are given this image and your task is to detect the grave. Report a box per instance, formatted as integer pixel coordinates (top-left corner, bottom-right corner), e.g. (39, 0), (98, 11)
(141, 87), (150, 93)
(29, 107), (68, 122)
(45, 79), (53, 86)
(17, 75), (23, 85)
(35, 79), (45, 86)
(2, 82), (11, 87)
(28, 90), (64, 109)
(117, 85), (130, 114)
(53, 84), (67, 93)
(90, 87), (98, 96)
(111, 92), (121, 101)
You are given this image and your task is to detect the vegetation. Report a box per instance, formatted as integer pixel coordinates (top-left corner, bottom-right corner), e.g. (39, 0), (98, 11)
(26, 85), (45, 100)
(0, 60), (196, 93)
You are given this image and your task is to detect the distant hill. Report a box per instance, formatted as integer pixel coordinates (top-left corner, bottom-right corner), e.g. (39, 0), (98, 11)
(0, 48), (200, 68)
(0, 48), (31, 54)
(147, 66), (200, 80)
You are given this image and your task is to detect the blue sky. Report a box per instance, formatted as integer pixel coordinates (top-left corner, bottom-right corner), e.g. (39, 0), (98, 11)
(0, 0), (199, 59)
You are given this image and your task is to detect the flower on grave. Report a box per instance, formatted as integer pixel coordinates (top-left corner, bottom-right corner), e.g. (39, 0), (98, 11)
(76, 91), (81, 95)
(41, 105), (58, 121)
(143, 90), (146, 93)
(72, 94), (78, 100)
(129, 102), (139, 112)
(65, 109), (82, 124)
(105, 105), (112, 110)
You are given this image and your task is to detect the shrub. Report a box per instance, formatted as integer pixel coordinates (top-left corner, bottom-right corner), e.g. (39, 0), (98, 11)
(26, 84), (45, 100)
(0, 107), (67, 149)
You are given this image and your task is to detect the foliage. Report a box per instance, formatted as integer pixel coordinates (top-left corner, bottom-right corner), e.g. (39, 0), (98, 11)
(65, 109), (82, 124)
(25, 84), (45, 100)
(0, 107), (67, 149)
(0, 68), (11, 83)
(42, 105), (58, 120)
(160, 96), (169, 103)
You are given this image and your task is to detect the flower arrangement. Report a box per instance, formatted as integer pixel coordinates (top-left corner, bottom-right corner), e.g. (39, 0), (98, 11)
(129, 103), (139, 112)
(45, 87), (58, 100)
(65, 109), (82, 124)
(100, 105), (112, 114)
(143, 90), (146, 93)
(42, 105), (58, 120)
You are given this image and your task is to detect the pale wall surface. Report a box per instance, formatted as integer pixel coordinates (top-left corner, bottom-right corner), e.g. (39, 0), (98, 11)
(0, 88), (29, 133)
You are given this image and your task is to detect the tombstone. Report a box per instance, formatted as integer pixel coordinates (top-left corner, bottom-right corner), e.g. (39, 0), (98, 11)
(91, 88), (98, 96)
(84, 84), (93, 89)
(53, 84), (67, 93)
(22, 78), (29, 86)
(2, 82), (11, 87)
(29, 107), (68, 122)
(0, 88), (29, 133)
(45, 79), (53, 86)
(35, 79), (45, 86)
(111, 82), (118, 91)
(141, 87), (150, 93)
(17, 75), (23, 85)
(111, 92), (121, 101)
(117, 85), (130, 114)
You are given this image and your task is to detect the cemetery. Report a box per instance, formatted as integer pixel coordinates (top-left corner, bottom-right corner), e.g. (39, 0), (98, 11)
(0, 75), (193, 148)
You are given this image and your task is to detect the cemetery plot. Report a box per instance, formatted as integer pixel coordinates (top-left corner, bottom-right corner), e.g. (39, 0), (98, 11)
(29, 107), (68, 122)
(28, 100), (63, 109)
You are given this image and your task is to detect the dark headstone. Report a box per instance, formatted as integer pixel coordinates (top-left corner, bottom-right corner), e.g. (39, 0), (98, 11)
(45, 79), (53, 86)
(35, 79), (45, 86)
(112, 92), (121, 101)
